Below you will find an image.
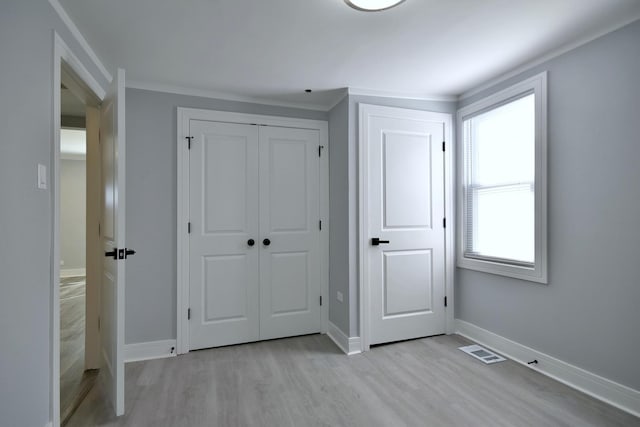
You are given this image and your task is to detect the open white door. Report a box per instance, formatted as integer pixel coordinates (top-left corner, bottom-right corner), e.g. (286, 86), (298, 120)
(100, 68), (126, 415)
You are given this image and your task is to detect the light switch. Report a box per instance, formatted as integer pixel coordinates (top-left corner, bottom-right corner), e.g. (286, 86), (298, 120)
(38, 164), (47, 189)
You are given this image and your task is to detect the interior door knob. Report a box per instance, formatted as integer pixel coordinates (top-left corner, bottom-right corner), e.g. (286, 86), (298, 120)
(104, 249), (117, 259)
(247, 239), (255, 247)
(371, 237), (390, 246)
(263, 238), (271, 246)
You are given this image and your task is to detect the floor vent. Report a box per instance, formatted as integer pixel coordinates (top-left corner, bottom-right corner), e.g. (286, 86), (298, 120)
(459, 344), (506, 364)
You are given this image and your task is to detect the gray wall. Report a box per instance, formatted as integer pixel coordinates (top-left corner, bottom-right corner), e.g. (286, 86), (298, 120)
(60, 158), (86, 270)
(328, 96), (350, 333)
(456, 19), (640, 391)
(125, 88), (327, 344)
(0, 2), (110, 426)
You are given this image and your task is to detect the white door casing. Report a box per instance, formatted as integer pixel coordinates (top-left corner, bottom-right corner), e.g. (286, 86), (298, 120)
(259, 126), (321, 340)
(359, 104), (453, 348)
(188, 121), (260, 349)
(183, 113), (327, 352)
(100, 68), (126, 415)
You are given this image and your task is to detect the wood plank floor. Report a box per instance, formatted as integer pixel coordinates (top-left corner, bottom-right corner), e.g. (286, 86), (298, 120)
(67, 334), (640, 427)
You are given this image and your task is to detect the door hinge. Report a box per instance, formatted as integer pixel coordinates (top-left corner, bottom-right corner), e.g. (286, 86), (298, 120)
(443, 218), (446, 228)
(188, 222), (191, 234)
(98, 222), (101, 236)
(444, 296), (448, 307)
(320, 296), (323, 306)
(186, 136), (194, 150)
(442, 141), (445, 152)
(319, 220), (322, 231)
(188, 308), (191, 320)
(318, 145), (324, 157)
(98, 316), (101, 331)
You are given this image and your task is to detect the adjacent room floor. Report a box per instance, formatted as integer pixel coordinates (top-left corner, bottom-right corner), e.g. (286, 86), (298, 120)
(60, 276), (98, 425)
(67, 334), (639, 427)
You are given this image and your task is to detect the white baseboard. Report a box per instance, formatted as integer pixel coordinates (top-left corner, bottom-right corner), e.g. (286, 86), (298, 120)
(125, 339), (177, 363)
(455, 319), (640, 418)
(60, 268), (86, 278)
(327, 322), (362, 355)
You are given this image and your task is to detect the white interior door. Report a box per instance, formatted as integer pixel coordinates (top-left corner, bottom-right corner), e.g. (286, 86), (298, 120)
(100, 68), (126, 415)
(189, 121), (260, 350)
(188, 122), (322, 349)
(259, 126), (321, 340)
(364, 105), (447, 346)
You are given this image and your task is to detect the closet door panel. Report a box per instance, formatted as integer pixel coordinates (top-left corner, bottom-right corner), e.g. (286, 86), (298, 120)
(259, 126), (322, 340)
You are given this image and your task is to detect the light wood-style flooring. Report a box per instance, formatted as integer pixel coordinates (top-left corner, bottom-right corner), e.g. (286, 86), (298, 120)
(60, 276), (98, 425)
(67, 334), (640, 427)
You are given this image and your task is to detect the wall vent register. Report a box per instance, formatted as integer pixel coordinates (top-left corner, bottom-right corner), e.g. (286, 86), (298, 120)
(459, 344), (506, 364)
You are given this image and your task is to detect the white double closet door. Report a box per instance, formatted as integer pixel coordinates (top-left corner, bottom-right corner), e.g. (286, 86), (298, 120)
(189, 120), (321, 350)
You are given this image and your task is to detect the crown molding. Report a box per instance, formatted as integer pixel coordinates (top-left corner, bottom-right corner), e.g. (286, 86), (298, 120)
(126, 80), (331, 112)
(48, 0), (112, 83)
(347, 87), (457, 103)
(459, 14), (640, 101)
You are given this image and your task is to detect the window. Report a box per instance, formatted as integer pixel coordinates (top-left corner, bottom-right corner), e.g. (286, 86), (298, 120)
(457, 72), (547, 283)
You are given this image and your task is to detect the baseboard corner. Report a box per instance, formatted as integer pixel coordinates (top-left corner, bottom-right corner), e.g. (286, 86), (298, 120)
(125, 339), (178, 363)
(328, 322), (361, 355)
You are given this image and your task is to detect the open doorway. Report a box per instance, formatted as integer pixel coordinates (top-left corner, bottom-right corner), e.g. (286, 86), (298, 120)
(59, 68), (102, 425)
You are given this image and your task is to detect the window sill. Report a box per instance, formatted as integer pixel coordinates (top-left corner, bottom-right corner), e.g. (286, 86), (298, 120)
(457, 256), (548, 284)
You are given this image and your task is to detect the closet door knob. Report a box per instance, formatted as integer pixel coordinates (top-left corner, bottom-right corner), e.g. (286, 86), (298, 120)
(247, 239), (255, 247)
(263, 238), (271, 246)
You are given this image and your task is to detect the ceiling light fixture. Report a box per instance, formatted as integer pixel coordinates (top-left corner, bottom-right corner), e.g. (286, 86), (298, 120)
(345, 0), (405, 12)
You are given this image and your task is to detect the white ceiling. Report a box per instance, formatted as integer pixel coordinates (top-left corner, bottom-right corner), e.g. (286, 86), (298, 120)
(58, 0), (640, 109)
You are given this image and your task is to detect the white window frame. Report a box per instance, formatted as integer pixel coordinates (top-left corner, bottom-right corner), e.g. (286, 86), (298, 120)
(456, 72), (548, 283)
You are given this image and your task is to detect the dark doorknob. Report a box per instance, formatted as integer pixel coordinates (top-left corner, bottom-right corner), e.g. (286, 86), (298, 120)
(105, 249), (117, 259)
(371, 237), (390, 246)
(124, 249), (136, 259)
(263, 238), (271, 246)
(247, 239), (255, 246)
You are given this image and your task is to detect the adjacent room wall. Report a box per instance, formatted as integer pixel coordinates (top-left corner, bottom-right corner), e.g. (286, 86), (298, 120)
(0, 2), (110, 426)
(456, 19), (640, 391)
(125, 88), (327, 344)
(60, 158), (86, 271)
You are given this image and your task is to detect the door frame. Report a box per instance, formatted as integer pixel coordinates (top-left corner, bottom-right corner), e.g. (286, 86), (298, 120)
(358, 103), (455, 352)
(176, 108), (330, 354)
(52, 31), (106, 427)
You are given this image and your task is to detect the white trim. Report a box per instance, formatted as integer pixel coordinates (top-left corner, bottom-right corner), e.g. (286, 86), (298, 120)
(48, 0), (112, 83)
(327, 322), (362, 355)
(127, 80), (330, 112)
(348, 87), (457, 103)
(456, 72), (548, 283)
(458, 15), (640, 101)
(60, 268), (86, 278)
(455, 319), (640, 418)
(124, 340), (178, 363)
(51, 30), (106, 427)
(176, 108), (330, 355)
(358, 104), (454, 351)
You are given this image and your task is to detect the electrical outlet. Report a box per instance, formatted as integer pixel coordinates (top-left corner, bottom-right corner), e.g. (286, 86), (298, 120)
(336, 291), (343, 302)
